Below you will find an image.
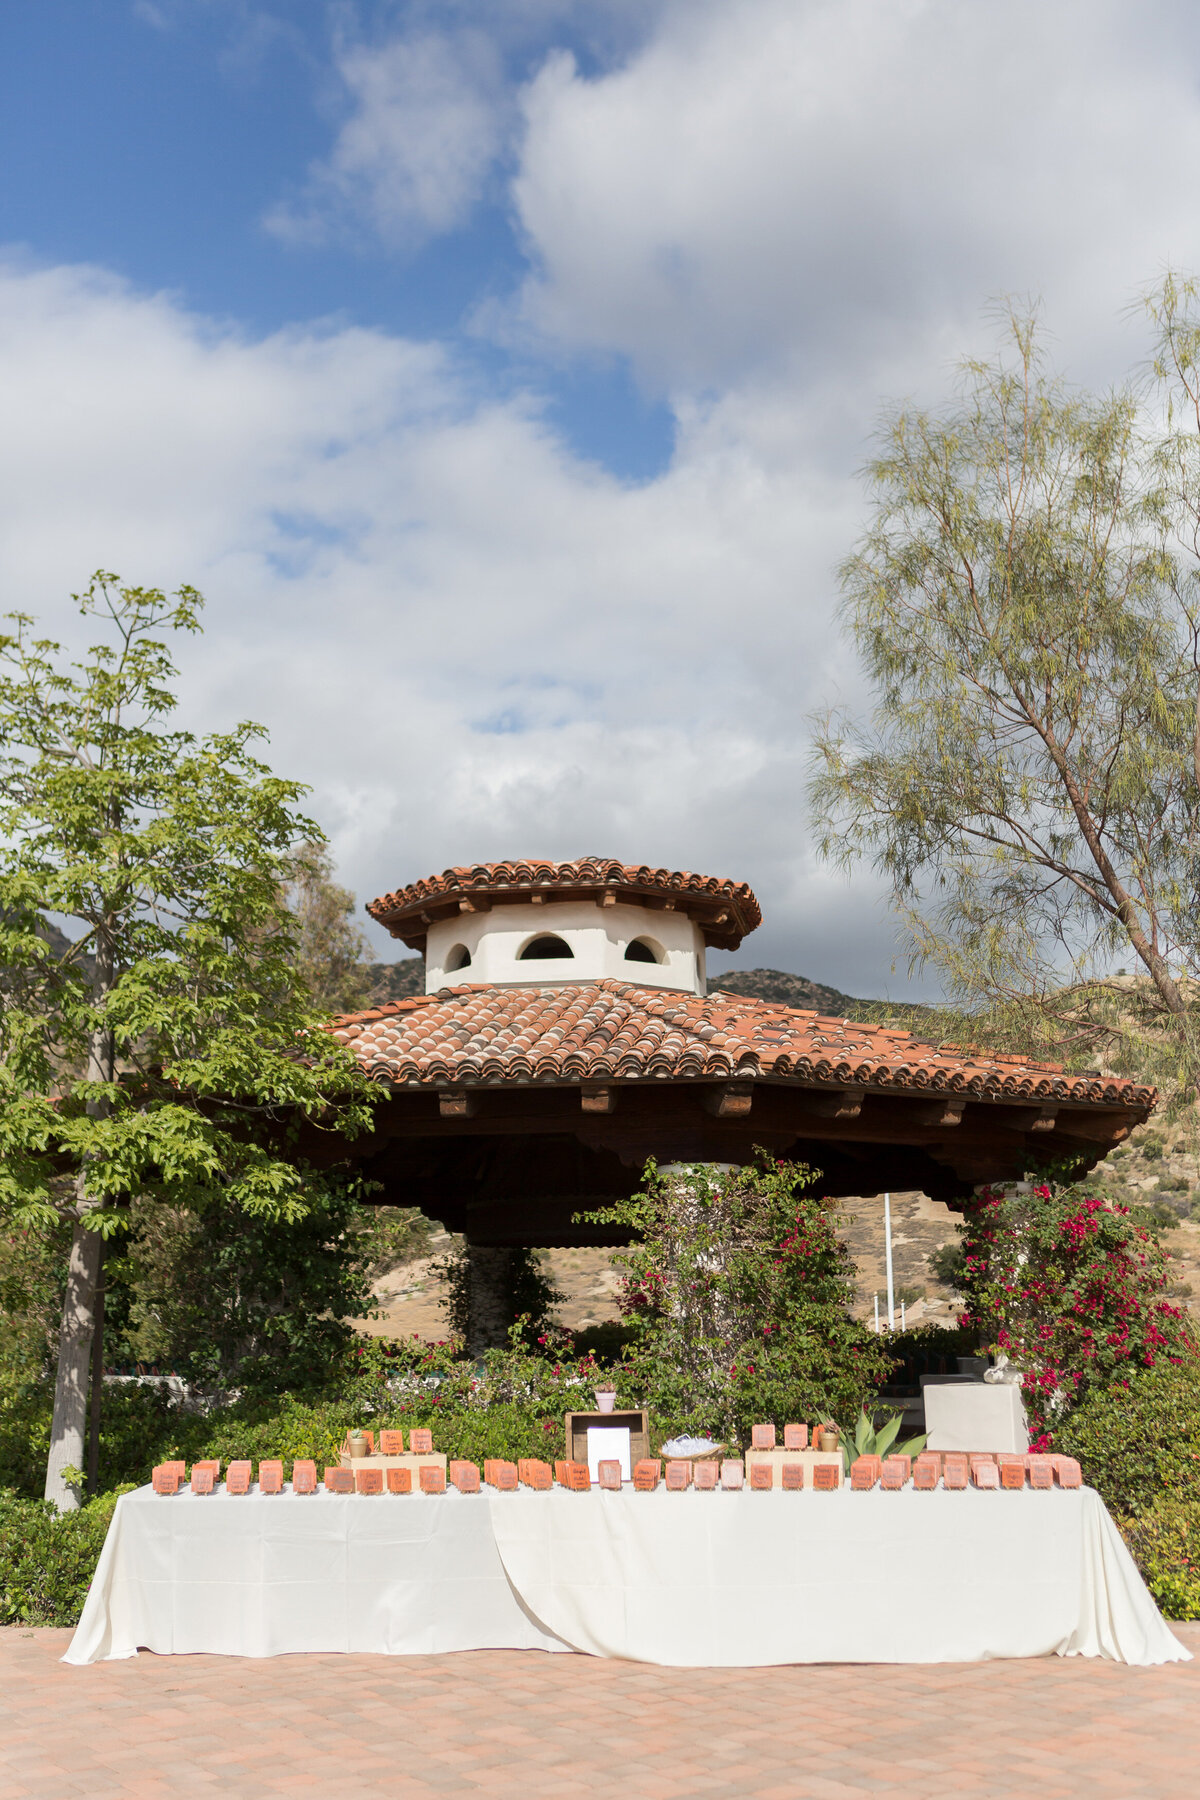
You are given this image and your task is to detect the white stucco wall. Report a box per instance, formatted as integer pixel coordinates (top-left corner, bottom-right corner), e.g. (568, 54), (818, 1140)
(425, 899), (706, 994)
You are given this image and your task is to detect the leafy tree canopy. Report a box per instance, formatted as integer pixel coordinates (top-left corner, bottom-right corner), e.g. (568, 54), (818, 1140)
(810, 280), (1200, 1092)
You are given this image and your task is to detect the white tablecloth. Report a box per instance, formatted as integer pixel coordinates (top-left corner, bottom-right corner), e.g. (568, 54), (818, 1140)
(65, 1482), (1189, 1667)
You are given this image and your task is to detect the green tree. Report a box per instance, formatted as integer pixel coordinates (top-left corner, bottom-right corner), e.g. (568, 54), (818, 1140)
(0, 574), (375, 1508)
(282, 840), (375, 1016)
(810, 292), (1200, 1087)
(584, 1157), (894, 1447)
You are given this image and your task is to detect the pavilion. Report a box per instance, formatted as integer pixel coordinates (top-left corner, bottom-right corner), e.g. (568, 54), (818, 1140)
(325, 857), (1155, 1347)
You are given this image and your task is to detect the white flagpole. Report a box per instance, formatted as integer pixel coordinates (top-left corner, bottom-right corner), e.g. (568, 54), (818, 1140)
(873, 1293), (880, 1334)
(884, 1191), (895, 1330)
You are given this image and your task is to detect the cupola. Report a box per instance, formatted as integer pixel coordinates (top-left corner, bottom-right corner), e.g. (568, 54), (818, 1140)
(366, 857), (762, 997)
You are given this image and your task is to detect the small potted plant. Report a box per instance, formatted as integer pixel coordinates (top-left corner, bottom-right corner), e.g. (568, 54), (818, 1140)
(347, 1429), (369, 1459)
(594, 1380), (617, 1414)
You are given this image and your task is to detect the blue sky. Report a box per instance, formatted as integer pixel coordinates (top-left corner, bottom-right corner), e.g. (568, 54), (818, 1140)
(2, 1), (1200, 990)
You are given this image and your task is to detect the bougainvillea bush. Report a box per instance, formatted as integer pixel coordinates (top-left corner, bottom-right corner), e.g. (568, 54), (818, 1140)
(955, 1179), (1193, 1446)
(584, 1155), (895, 1448)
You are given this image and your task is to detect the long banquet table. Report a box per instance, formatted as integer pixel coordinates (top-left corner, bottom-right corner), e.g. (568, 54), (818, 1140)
(64, 1482), (1190, 1668)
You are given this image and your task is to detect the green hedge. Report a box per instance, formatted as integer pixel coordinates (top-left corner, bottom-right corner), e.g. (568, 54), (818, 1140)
(1120, 1501), (1200, 1620)
(1053, 1356), (1200, 1517)
(0, 1486), (132, 1626)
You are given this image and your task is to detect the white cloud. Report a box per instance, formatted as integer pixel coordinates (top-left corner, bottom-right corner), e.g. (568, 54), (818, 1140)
(267, 30), (506, 247)
(512, 0), (1200, 395)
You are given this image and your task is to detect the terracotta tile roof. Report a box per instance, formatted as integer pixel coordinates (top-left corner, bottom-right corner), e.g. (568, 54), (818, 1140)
(366, 858), (761, 951)
(330, 979), (1154, 1110)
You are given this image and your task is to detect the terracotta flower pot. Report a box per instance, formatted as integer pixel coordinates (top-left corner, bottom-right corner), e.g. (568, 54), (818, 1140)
(595, 1390), (617, 1413)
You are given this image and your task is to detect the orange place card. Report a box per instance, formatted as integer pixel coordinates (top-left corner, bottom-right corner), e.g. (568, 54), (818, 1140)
(812, 1463), (840, 1491)
(193, 1459), (220, 1479)
(325, 1466), (355, 1494)
(419, 1465), (446, 1494)
(258, 1460), (284, 1494)
(518, 1459), (552, 1489)
(851, 1455), (882, 1491)
(161, 1460), (186, 1479)
(750, 1461), (774, 1491)
(225, 1461), (252, 1495)
(912, 1461), (940, 1490)
(664, 1460), (691, 1491)
(291, 1460), (317, 1494)
(783, 1423), (808, 1451)
(972, 1461), (1000, 1490)
(880, 1457), (908, 1491)
(554, 1460), (571, 1486)
(355, 1467), (384, 1495)
(487, 1460), (518, 1491)
(152, 1465), (181, 1496)
(720, 1459), (744, 1490)
(564, 1460), (591, 1492)
(942, 1461), (967, 1490)
(633, 1458), (662, 1491)
(597, 1459), (623, 1490)
(750, 1423), (776, 1450)
(1027, 1457), (1054, 1490)
(1053, 1456), (1082, 1489)
(450, 1461), (481, 1493)
(379, 1430), (405, 1455)
(1000, 1461), (1026, 1490)
(693, 1460), (719, 1491)
(781, 1461), (805, 1492)
(191, 1466), (215, 1495)
(386, 1466), (412, 1494)
(409, 1429), (434, 1454)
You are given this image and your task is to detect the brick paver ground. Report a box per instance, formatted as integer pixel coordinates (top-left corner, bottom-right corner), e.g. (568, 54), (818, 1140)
(3, 1624), (1199, 1798)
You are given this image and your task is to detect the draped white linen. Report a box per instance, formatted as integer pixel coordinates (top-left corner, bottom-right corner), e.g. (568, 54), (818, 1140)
(65, 1482), (1189, 1668)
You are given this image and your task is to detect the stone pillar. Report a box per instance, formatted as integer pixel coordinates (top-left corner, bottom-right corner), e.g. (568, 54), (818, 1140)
(465, 1243), (516, 1355)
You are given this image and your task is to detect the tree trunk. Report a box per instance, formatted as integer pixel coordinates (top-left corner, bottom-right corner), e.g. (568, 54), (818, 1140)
(86, 1249), (105, 1498)
(44, 1214), (103, 1511)
(465, 1242), (515, 1354)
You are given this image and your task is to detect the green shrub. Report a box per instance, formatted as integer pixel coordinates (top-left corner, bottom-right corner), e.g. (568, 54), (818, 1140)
(1120, 1500), (1200, 1619)
(1054, 1355), (1200, 1516)
(0, 1486), (133, 1626)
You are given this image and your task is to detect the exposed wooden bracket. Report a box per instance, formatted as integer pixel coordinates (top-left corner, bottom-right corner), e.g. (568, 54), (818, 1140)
(1055, 1111), (1133, 1144)
(530, 893), (544, 904)
(662, 898), (677, 911)
(600, 891), (618, 908)
(439, 1090), (477, 1119)
(458, 896), (490, 914)
(913, 1097), (967, 1128)
(798, 1086), (864, 1120)
(999, 1103), (1059, 1133)
(704, 1081), (754, 1119)
(581, 1084), (618, 1114)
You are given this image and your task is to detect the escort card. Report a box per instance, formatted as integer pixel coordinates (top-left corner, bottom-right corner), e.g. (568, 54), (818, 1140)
(750, 1423), (776, 1449)
(749, 1461), (773, 1490)
(1052, 1456), (1082, 1488)
(193, 1459), (220, 1478)
(1000, 1461), (1026, 1489)
(291, 1460), (318, 1494)
(597, 1459), (623, 1490)
(554, 1460), (571, 1486)
(633, 1459), (662, 1491)
(190, 1467), (215, 1495)
(880, 1457), (908, 1490)
(258, 1461), (284, 1494)
(781, 1461), (805, 1491)
(664, 1460), (691, 1490)
(851, 1456), (881, 1490)
(783, 1423), (808, 1450)
(518, 1459), (552, 1489)
(812, 1463), (840, 1491)
(225, 1461), (252, 1495)
(324, 1466), (354, 1494)
(564, 1460), (591, 1491)
(355, 1467), (384, 1495)
(386, 1466), (413, 1494)
(379, 1430), (405, 1454)
(971, 1461), (1000, 1490)
(487, 1460), (518, 1491)
(151, 1465), (181, 1495)
(409, 1429), (434, 1454)
(1027, 1457), (1054, 1490)
(942, 1459), (968, 1490)
(419, 1465), (446, 1493)
(693, 1460), (719, 1490)
(912, 1461), (940, 1490)
(450, 1461), (481, 1493)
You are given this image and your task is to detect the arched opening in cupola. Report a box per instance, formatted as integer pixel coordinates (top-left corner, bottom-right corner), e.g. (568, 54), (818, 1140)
(518, 934), (574, 960)
(624, 938), (662, 964)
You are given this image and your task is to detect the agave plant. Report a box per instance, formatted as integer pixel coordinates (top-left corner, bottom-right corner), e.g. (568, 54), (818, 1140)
(839, 1407), (927, 1474)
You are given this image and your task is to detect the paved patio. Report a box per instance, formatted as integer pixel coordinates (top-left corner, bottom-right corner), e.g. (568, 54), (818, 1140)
(3, 1625), (1199, 1798)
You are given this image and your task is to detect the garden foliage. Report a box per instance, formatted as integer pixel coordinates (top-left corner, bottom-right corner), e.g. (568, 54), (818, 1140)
(584, 1155), (894, 1447)
(953, 1179), (1190, 1445)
